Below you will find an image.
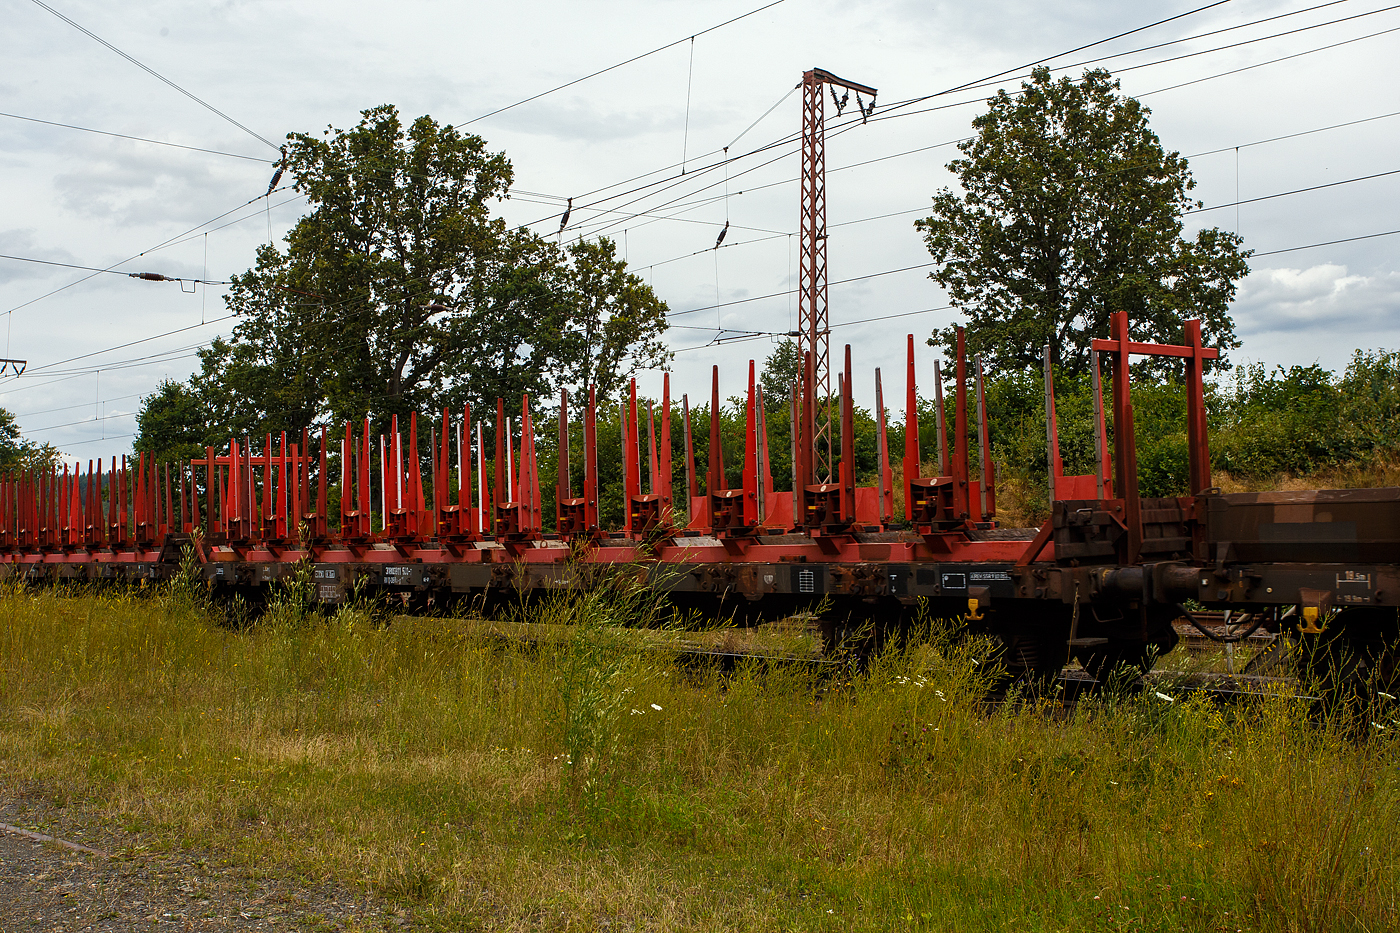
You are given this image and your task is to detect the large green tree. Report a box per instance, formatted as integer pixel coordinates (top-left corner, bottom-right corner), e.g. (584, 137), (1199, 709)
(759, 338), (801, 401)
(0, 408), (59, 473)
(916, 67), (1250, 377)
(139, 104), (668, 449)
(132, 380), (211, 466)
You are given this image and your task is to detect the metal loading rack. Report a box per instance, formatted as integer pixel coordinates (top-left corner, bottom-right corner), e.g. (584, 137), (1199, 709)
(3, 311), (1398, 683)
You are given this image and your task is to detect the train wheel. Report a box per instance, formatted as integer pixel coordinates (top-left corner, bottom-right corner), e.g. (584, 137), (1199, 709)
(1076, 616), (1180, 688)
(998, 629), (1072, 698)
(1296, 631), (1369, 724)
(1295, 608), (1399, 722)
(817, 600), (891, 666)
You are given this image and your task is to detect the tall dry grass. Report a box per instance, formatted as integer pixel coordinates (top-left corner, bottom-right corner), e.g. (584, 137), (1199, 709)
(1212, 457), (1400, 495)
(1, 575), (1397, 931)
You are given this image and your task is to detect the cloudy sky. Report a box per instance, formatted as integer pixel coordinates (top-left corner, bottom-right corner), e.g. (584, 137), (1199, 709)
(3, 0), (1398, 462)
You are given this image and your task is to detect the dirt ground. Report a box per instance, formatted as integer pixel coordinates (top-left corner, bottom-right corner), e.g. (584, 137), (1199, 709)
(0, 792), (409, 932)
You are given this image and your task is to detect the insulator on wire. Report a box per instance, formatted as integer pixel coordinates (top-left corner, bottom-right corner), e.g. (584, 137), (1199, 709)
(558, 197), (573, 233)
(714, 220), (729, 250)
(129, 272), (172, 282)
(267, 145), (287, 196)
(831, 85), (850, 115)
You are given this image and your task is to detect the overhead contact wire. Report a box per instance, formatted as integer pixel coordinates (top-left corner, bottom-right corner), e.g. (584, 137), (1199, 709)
(0, 111), (268, 161)
(456, 0), (786, 127)
(28, 0), (280, 151)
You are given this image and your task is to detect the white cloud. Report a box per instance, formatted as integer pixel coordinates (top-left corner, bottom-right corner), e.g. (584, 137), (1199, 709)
(1234, 263), (1400, 334)
(1230, 263), (1400, 369)
(51, 146), (251, 226)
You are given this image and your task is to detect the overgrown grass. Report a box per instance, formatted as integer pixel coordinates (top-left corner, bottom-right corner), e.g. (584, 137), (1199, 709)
(2, 580), (1397, 931)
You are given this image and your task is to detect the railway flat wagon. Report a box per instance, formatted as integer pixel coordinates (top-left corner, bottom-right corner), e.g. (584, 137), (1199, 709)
(2, 312), (1396, 696)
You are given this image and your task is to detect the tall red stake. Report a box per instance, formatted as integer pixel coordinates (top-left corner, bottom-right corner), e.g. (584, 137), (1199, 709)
(742, 361), (758, 526)
(903, 336), (921, 517)
(659, 375), (672, 513)
(708, 366), (724, 494)
(952, 329), (971, 521)
(840, 345), (856, 522)
(493, 399), (507, 523)
(584, 386), (599, 531)
(467, 400), (478, 535)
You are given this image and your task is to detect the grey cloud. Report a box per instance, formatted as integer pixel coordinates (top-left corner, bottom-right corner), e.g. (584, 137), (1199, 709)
(4, 0), (1398, 463)
(1233, 263), (1400, 336)
(491, 94), (736, 145)
(51, 144), (267, 227)
(0, 228), (81, 285)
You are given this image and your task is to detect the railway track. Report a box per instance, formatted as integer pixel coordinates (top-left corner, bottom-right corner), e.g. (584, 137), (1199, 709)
(462, 610), (1307, 708)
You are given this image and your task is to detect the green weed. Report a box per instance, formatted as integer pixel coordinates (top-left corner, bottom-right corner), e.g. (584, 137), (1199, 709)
(0, 587), (1396, 931)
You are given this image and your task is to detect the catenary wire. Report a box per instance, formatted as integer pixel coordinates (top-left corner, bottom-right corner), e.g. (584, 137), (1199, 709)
(3, 186), (294, 317)
(24, 315), (237, 374)
(851, 20), (1400, 131)
(1138, 23), (1400, 97)
(924, 0), (1239, 98)
(842, 0), (1348, 121)
(0, 252), (229, 284)
(1188, 168), (1400, 214)
(512, 0), (1385, 241)
(152, 194), (308, 254)
(949, 0), (1393, 97)
(26, 409), (138, 434)
(13, 4), (1388, 406)
(671, 305), (958, 352)
(674, 226), (1400, 352)
(27, 0), (280, 151)
(1191, 108), (1400, 156)
(526, 0), (1246, 215)
(667, 263), (935, 319)
(0, 373), (87, 396)
(19, 91), (1398, 391)
(619, 107), (1400, 271)
(15, 392), (144, 419)
(61, 433), (134, 448)
(20, 151), (1395, 392)
(6, 346), (208, 380)
(663, 159), (1400, 322)
(571, 23), (1400, 251)
(1253, 228), (1400, 256)
(456, 0), (786, 127)
(542, 14), (1396, 243)
(0, 111), (270, 162)
(10, 205), (1393, 419)
(668, 216), (1400, 349)
(631, 160), (1400, 262)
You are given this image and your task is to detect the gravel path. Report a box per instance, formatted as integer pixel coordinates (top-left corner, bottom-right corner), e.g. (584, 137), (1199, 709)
(0, 792), (410, 932)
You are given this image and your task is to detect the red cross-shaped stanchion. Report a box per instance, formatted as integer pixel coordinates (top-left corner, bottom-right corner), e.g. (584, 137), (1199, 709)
(1090, 311), (1217, 564)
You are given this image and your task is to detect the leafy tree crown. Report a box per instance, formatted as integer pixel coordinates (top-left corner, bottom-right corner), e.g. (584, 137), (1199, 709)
(916, 67), (1250, 378)
(139, 104), (669, 452)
